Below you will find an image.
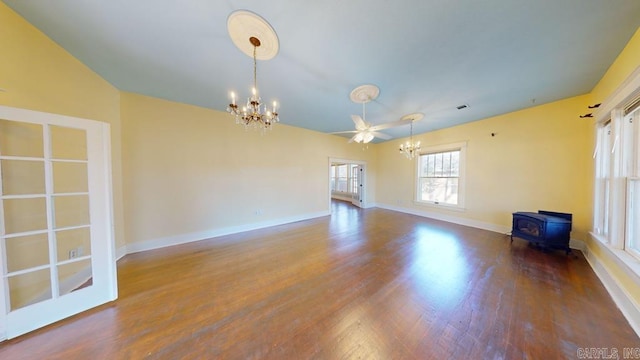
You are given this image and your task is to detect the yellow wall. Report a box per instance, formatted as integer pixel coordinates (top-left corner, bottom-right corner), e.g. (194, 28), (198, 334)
(591, 27), (640, 103)
(377, 94), (592, 239)
(121, 92), (377, 245)
(0, 2), (125, 249)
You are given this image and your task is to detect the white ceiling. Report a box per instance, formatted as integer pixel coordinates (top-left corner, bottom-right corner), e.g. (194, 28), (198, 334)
(4, 0), (640, 141)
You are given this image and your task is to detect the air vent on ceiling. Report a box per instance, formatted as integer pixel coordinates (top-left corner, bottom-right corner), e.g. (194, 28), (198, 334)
(456, 104), (469, 110)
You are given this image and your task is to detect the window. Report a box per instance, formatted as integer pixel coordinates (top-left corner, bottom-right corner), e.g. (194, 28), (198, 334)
(593, 121), (611, 238)
(624, 108), (640, 258)
(330, 163), (359, 195)
(335, 164), (348, 192)
(416, 142), (466, 208)
(593, 95), (640, 260)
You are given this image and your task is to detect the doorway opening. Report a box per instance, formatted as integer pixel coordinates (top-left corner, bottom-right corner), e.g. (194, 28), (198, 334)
(328, 158), (366, 211)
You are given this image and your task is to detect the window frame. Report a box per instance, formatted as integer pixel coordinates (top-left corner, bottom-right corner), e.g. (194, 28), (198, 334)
(592, 74), (640, 263)
(414, 141), (467, 210)
(593, 120), (612, 240)
(623, 110), (640, 259)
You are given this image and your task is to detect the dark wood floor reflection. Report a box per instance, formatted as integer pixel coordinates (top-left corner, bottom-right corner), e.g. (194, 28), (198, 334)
(2, 200), (639, 359)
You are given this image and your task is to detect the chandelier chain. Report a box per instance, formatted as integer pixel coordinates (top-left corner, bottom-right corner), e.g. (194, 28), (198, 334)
(253, 45), (257, 92)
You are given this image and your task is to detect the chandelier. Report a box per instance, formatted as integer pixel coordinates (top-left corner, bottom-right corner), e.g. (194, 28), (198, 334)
(226, 11), (280, 132)
(399, 119), (421, 159)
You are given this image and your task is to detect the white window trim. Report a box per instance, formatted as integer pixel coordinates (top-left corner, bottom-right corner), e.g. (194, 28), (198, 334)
(414, 141), (467, 211)
(592, 64), (640, 276)
(626, 177), (640, 260)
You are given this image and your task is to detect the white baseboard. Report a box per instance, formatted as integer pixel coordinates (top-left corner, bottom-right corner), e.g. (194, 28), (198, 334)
(363, 202), (377, 209)
(375, 203), (511, 234)
(125, 210), (331, 255)
(584, 247), (640, 337)
(116, 246), (127, 261)
(569, 238), (587, 252)
(376, 203), (587, 251)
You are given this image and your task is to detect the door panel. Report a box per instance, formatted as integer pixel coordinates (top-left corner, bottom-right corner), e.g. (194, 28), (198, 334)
(0, 120), (43, 157)
(52, 162), (88, 193)
(55, 227), (92, 260)
(50, 125), (87, 160)
(351, 165), (365, 208)
(57, 259), (92, 296)
(8, 269), (52, 311)
(53, 195), (90, 228)
(0, 106), (116, 340)
(3, 198), (48, 234)
(1, 160), (46, 195)
(5, 234), (50, 272)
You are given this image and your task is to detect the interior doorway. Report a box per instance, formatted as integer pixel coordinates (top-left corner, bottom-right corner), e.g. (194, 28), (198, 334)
(328, 158), (366, 210)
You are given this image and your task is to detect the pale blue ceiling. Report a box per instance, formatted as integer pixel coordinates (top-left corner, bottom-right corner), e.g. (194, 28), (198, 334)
(3, 0), (640, 141)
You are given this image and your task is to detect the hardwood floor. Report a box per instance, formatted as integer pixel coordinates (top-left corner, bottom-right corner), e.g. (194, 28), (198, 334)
(1, 200), (639, 359)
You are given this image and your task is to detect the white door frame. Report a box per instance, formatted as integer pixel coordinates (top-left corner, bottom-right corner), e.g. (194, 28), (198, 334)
(328, 157), (367, 210)
(0, 106), (117, 340)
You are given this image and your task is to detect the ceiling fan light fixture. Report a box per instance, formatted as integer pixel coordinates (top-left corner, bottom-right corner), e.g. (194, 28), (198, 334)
(349, 85), (379, 144)
(333, 86), (421, 144)
(362, 132), (374, 143)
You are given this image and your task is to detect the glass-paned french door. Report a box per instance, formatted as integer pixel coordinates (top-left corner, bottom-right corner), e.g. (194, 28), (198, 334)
(0, 106), (117, 339)
(351, 165), (364, 208)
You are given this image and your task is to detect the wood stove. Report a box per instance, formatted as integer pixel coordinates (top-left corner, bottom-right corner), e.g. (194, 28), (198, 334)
(510, 210), (572, 254)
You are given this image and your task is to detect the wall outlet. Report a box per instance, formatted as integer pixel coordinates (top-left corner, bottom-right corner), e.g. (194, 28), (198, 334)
(68, 247), (85, 259)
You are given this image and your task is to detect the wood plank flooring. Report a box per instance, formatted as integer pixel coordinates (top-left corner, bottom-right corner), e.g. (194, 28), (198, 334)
(1, 200), (639, 359)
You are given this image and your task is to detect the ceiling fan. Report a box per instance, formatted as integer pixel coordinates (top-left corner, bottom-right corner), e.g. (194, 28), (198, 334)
(331, 84), (423, 143)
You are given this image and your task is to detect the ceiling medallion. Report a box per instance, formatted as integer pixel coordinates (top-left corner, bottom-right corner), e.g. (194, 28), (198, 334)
(349, 84), (380, 104)
(226, 10), (280, 132)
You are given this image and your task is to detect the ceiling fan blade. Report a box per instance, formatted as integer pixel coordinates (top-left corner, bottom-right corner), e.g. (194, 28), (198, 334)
(370, 131), (392, 140)
(351, 115), (368, 131)
(369, 118), (413, 131)
(329, 130), (358, 135)
(348, 134), (360, 143)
